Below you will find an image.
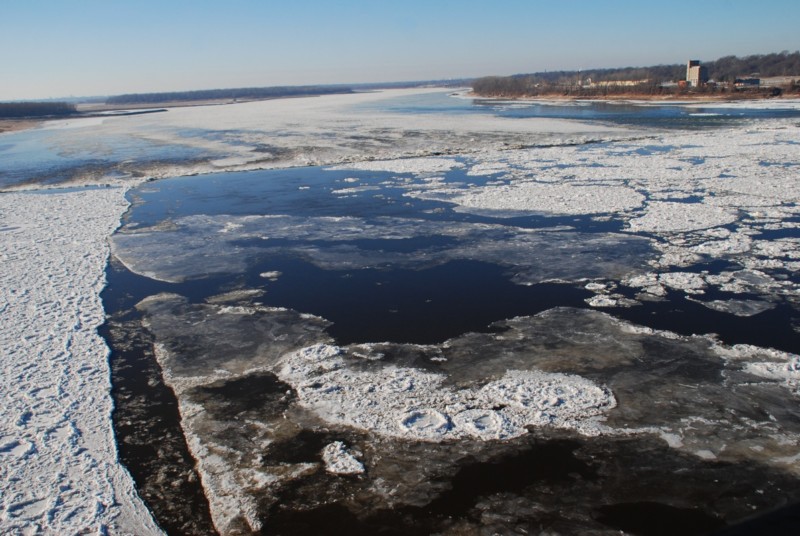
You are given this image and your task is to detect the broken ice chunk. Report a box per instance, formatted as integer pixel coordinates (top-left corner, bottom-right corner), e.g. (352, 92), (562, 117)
(321, 441), (365, 475)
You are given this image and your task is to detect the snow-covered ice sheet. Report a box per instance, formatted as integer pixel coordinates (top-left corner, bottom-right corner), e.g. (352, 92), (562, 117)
(445, 183), (644, 216)
(278, 344), (615, 442)
(0, 189), (161, 534)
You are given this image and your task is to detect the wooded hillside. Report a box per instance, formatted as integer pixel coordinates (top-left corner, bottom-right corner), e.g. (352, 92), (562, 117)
(106, 85), (353, 105)
(472, 51), (800, 97)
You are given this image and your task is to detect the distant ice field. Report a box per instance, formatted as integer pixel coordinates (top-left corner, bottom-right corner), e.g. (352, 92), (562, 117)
(3, 88), (799, 191)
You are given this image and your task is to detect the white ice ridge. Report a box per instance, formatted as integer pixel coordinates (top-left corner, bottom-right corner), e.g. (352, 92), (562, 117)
(716, 344), (800, 394)
(0, 189), (162, 535)
(278, 344), (616, 441)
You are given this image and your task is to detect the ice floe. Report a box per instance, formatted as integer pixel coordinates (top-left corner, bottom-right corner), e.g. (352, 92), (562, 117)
(435, 183), (644, 216)
(135, 298), (622, 533)
(328, 156), (464, 174)
(658, 271), (708, 294)
(277, 344), (616, 442)
(715, 343), (800, 395)
(627, 201), (737, 234)
(321, 441), (365, 475)
(688, 297), (776, 317)
(0, 188), (161, 535)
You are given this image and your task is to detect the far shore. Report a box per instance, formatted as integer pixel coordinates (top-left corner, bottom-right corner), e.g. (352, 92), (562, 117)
(467, 90), (799, 103)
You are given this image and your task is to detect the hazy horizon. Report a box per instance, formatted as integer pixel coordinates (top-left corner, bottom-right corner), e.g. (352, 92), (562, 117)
(2, 0), (799, 101)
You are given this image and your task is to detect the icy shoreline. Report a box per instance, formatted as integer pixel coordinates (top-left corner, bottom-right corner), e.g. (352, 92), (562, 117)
(0, 187), (162, 534)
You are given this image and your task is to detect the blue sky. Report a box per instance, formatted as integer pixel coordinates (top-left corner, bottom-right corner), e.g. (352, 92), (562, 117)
(1, 0), (798, 100)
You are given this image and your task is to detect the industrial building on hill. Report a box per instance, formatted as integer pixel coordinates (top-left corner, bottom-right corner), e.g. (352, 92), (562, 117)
(686, 60), (709, 87)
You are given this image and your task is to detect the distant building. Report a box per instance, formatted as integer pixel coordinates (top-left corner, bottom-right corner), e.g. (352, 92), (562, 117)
(586, 79), (650, 88)
(686, 60), (709, 87)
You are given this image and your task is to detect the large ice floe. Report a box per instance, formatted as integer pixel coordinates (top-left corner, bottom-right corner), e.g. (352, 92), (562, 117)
(438, 183), (645, 216)
(278, 344), (615, 442)
(0, 188), (161, 535)
(111, 213), (653, 286)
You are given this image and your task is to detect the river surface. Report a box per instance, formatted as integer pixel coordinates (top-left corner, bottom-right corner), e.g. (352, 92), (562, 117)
(6, 90), (800, 535)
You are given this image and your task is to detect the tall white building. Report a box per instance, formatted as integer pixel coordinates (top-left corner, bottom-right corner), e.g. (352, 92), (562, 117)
(687, 60), (709, 87)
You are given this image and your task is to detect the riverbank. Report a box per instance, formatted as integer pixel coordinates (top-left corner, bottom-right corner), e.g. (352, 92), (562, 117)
(0, 90), (355, 135)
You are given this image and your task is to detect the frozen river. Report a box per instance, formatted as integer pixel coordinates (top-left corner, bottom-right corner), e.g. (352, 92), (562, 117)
(2, 89), (800, 535)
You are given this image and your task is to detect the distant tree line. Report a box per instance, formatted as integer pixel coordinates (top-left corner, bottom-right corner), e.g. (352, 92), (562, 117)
(709, 51), (800, 81)
(473, 76), (677, 98)
(106, 85), (354, 105)
(472, 51), (800, 97)
(0, 101), (77, 118)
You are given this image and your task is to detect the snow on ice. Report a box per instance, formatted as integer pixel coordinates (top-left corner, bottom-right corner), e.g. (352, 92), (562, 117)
(0, 188), (162, 535)
(278, 344), (616, 442)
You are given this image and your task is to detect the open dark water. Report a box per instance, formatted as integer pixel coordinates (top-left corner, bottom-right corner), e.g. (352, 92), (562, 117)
(112, 162), (800, 352)
(98, 97), (800, 535)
